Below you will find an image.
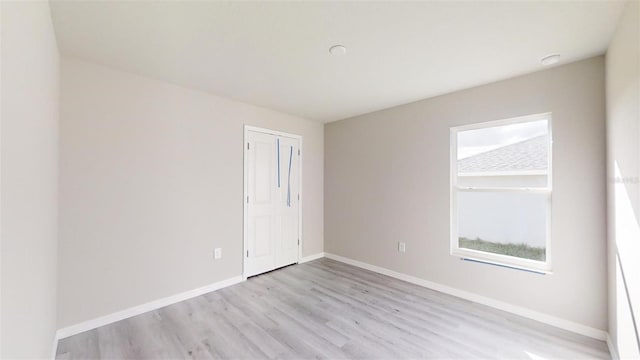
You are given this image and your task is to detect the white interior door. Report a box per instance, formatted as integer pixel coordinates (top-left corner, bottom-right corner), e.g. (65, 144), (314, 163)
(275, 136), (300, 268)
(245, 128), (300, 277)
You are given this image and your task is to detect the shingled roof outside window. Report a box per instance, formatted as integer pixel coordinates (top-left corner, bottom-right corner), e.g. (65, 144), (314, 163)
(457, 135), (548, 174)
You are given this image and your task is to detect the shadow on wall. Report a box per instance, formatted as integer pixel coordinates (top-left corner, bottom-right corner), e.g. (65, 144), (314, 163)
(612, 161), (640, 356)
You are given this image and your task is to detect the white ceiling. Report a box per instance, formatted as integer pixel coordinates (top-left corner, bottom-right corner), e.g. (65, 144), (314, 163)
(50, 1), (625, 123)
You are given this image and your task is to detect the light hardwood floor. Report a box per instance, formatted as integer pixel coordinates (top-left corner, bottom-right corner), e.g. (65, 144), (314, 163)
(56, 258), (610, 359)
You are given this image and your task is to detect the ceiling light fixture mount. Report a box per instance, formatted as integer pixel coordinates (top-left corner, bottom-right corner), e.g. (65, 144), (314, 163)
(329, 45), (347, 56)
(540, 54), (560, 66)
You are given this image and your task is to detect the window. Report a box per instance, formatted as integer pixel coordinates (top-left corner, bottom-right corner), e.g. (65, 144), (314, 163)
(450, 113), (552, 272)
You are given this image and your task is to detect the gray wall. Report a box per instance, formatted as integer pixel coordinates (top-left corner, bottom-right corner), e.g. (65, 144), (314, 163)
(58, 57), (324, 328)
(606, 1), (640, 357)
(1, 1), (60, 358)
(325, 57), (607, 331)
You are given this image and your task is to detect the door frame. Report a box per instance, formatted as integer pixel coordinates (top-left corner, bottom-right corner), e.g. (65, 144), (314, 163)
(243, 125), (303, 280)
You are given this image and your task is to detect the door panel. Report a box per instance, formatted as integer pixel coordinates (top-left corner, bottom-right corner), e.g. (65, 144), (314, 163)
(252, 216), (272, 257)
(254, 141), (273, 204)
(246, 131), (277, 277)
(245, 129), (300, 277)
(276, 136), (299, 268)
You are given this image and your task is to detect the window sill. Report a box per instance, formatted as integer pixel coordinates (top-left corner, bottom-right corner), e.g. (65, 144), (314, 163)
(451, 250), (552, 275)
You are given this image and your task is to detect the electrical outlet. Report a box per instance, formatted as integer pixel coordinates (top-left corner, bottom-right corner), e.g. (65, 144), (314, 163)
(398, 242), (406, 253)
(214, 248), (222, 260)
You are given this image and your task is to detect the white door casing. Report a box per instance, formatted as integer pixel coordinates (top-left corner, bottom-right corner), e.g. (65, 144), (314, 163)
(244, 126), (301, 278)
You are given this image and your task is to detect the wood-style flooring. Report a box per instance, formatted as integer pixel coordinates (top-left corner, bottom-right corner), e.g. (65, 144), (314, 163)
(56, 258), (610, 359)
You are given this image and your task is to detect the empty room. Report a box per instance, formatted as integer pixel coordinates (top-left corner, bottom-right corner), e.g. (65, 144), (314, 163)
(1, 0), (639, 359)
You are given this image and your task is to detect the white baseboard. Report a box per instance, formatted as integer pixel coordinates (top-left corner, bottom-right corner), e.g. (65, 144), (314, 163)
(55, 275), (244, 341)
(324, 252), (608, 341)
(606, 334), (620, 360)
(299, 252), (325, 263)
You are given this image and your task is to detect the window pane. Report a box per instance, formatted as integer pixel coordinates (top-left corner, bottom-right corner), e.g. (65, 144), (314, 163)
(457, 191), (547, 261)
(457, 119), (549, 188)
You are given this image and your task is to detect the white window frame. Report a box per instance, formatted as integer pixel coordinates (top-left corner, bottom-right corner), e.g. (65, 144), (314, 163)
(450, 113), (553, 273)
